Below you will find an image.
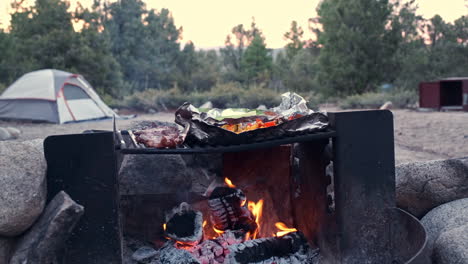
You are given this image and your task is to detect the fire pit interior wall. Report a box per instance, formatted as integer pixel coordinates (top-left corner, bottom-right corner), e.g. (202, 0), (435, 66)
(119, 139), (330, 246)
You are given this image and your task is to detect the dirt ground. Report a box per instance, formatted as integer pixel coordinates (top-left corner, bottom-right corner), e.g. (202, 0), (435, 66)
(1, 109), (466, 164)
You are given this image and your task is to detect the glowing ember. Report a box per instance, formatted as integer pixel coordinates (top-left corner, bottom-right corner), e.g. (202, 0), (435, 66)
(247, 199), (264, 239)
(202, 220), (207, 228)
(163, 223), (166, 231)
(275, 222), (297, 237)
(224, 177), (236, 188)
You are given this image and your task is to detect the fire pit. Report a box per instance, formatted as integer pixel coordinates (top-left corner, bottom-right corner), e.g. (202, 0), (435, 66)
(44, 110), (429, 264)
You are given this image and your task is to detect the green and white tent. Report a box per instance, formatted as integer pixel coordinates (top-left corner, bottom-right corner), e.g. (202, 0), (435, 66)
(0, 69), (117, 123)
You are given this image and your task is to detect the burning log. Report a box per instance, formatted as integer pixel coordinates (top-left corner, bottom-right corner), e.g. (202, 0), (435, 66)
(208, 187), (257, 234)
(165, 202), (203, 247)
(226, 231), (316, 264)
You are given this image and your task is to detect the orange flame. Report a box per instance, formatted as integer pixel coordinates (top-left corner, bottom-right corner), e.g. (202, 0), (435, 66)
(163, 223), (166, 231)
(275, 222), (297, 237)
(225, 177), (236, 188)
(213, 226), (224, 235)
(203, 220), (207, 228)
(248, 199), (264, 239)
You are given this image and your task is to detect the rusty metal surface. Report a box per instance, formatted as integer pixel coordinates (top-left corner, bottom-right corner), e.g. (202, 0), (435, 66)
(419, 81), (441, 109)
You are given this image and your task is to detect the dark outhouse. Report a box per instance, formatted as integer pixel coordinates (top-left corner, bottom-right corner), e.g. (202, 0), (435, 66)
(419, 78), (468, 111)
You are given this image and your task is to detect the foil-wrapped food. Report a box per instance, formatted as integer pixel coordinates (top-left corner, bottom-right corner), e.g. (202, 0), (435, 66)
(175, 92), (329, 147)
(133, 92), (329, 148)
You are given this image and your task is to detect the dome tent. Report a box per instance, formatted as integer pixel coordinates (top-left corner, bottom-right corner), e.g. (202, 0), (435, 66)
(0, 69), (117, 123)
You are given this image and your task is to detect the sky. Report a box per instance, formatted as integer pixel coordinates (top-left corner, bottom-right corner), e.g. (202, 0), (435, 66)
(1, 0), (467, 49)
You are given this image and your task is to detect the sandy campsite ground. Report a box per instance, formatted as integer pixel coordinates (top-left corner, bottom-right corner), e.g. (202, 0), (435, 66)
(1, 108), (467, 164)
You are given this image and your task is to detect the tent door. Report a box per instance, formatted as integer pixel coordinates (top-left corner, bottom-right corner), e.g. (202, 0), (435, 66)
(63, 84), (107, 121)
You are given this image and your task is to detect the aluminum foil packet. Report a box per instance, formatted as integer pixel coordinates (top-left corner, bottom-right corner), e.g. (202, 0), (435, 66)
(175, 92), (329, 146)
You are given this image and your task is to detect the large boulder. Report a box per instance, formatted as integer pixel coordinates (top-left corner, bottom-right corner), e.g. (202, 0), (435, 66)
(0, 139), (47, 236)
(9, 191), (84, 264)
(421, 198), (468, 263)
(0, 236), (15, 264)
(396, 158), (468, 218)
(433, 224), (468, 264)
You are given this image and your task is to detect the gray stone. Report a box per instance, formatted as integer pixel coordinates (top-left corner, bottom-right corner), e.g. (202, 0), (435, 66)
(0, 236), (15, 264)
(379, 101), (393, 110)
(396, 158), (468, 218)
(119, 154), (193, 195)
(433, 224), (468, 264)
(6, 127), (21, 139)
(199, 101), (213, 109)
(0, 139), (47, 236)
(421, 198), (468, 261)
(132, 246), (158, 263)
(119, 153), (221, 195)
(0, 127), (11, 140)
(9, 191), (84, 264)
(148, 108), (157, 114)
(257, 104), (267, 110)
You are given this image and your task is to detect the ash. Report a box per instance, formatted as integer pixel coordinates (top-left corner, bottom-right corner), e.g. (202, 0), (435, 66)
(127, 236), (321, 264)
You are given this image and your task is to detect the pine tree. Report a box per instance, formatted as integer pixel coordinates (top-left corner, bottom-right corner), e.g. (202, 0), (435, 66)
(316, 0), (393, 96)
(241, 34), (272, 84)
(284, 21), (305, 60)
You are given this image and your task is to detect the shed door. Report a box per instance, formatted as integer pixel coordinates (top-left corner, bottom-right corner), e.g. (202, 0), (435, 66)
(419, 82), (440, 108)
(63, 84), (106, 121)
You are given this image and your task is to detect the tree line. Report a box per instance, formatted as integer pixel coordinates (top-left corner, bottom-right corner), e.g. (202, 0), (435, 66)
(0, 0), (467, 100)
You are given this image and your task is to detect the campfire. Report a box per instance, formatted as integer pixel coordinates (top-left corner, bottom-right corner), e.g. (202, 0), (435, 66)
(158, 178), (318, 264)
(43, 109), (429, 264)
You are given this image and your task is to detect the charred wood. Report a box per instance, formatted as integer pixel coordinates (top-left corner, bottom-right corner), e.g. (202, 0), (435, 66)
(208, 187), (257, 233)
(226, 232), (314, 264)
(165, 203), (203, 246)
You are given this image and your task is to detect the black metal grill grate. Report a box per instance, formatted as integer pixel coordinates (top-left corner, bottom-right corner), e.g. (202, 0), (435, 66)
(116, 129), (336, 154)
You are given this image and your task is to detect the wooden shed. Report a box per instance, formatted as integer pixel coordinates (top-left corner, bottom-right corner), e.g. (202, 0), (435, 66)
(419, 78), (468, 111)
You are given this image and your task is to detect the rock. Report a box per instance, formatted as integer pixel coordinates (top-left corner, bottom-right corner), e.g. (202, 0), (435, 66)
(9, 191), (85, 264)
(0, 139), (47, 236)
(148, 108), (157, 114)
(0, 127), (11, 140)
(199, 101), (213, 109)
(0, 236), (15, 264)
(119, 154), (193, 195)
(6, 127), (21, 139)
(257, 105), (267, 110)
(119, 153), (222, 195)
(433, 224), (468, 264)
(396, 158), (468, 218)
(421, 198), (468, 261)
(379, 101), (393, 110)
(132, 246), (159, 263)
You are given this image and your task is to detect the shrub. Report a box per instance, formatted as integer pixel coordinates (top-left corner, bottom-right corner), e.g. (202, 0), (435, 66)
(339, 90), (417, 109)
(121, 83), (285, 111)
(0, 83), (6, 94)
